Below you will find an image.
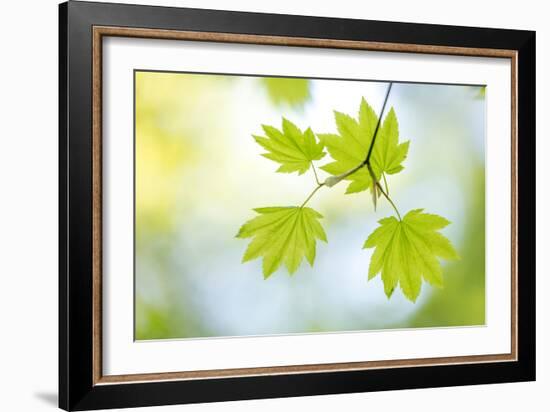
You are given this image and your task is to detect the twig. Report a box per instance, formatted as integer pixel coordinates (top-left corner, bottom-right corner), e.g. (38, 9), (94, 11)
(300, 81), (402, 220)
(323, 82), (394, 187)
(365, 82), (393, 165)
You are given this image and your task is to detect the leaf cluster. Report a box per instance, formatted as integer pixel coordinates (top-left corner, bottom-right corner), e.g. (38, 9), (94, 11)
(237, 96), (459, 302)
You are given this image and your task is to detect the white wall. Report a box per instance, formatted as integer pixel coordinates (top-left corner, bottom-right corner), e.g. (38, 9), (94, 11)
(0, 0), (546, 411)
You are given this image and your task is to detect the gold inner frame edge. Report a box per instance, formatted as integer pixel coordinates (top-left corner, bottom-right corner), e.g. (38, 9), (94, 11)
(91, 26), (518, 386)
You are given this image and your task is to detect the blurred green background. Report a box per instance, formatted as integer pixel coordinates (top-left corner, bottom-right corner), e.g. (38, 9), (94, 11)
(135, 71), (485, 340)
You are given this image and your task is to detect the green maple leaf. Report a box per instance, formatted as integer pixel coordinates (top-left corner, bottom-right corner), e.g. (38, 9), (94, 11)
(319, 98), (410, 194)
(236, 206), (327, 278)
(363, 209), (459, 302)
(253, 118), (325, 175)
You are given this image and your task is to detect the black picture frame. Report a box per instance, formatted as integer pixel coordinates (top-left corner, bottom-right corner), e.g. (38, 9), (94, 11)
(59, 1), (536, 410)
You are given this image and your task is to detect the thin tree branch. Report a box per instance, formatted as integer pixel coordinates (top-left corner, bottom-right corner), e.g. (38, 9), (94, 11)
(323, 82), (394, 188)
(365, 82), (393, 165)
(299, 81), (402, 219)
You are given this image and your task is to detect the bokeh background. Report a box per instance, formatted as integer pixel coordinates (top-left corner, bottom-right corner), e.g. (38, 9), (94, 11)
(134, 71), (486, 340)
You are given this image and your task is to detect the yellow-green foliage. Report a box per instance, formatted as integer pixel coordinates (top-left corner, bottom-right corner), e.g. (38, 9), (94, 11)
(238, 96), (459, 303)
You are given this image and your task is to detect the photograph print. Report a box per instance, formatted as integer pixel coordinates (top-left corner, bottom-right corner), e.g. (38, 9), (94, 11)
(134, 70), (486, 341)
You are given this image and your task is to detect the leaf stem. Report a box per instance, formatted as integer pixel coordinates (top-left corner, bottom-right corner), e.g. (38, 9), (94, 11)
(367, 165), (401, 220)
(382, 172), (389, 195)
(300, 183), (325, 208)
(311, 163), (321, 185)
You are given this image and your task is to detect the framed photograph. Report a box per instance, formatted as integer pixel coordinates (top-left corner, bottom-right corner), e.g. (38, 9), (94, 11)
(59, 1), (535, 410)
